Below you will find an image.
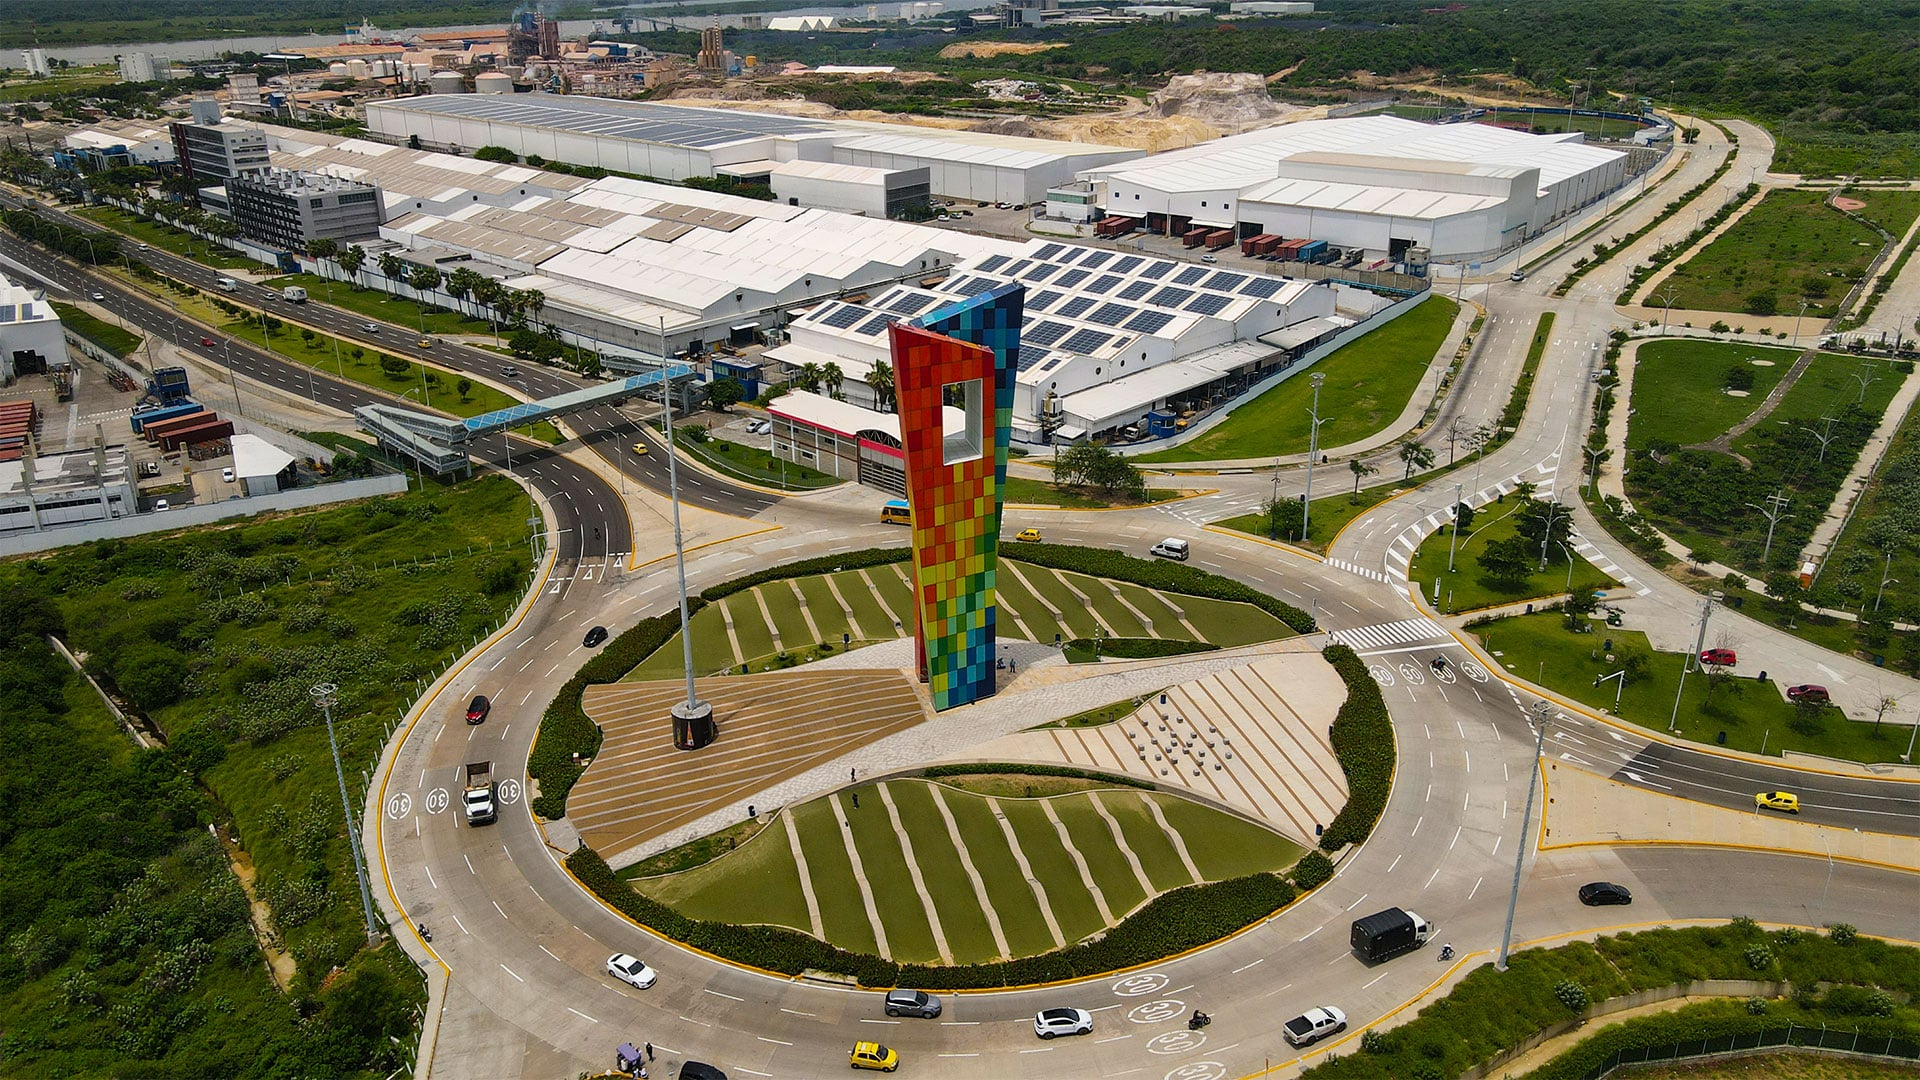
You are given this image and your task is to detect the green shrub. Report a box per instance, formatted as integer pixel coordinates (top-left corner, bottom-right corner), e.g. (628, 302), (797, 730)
(1830, 923), (1859, 945)
(569, 845), (1295, 987)
(1004, 544), (1316, 632)
(1291, 850), (1334, 890)
(1745, 996), (1769, 1014)
(699, 547), (907, 602)
(1553, 980), (1590, 1012)
(1319, 644), (1394, 851)
(1359, 1029), (1388, 1054)
(921, 763), (1154, 790)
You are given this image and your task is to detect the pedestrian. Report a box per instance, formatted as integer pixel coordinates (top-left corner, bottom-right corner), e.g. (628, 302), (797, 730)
(851, 791), (860, 809)
(1009, 658), (1017, 673)
(644, 1042), (654, 1062)
(851, 766), (857, 783)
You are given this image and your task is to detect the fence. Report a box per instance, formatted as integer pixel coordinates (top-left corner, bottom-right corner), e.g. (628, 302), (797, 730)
(1583, 1024), (1920, 1080)
(1468, 980), (1789, 1078)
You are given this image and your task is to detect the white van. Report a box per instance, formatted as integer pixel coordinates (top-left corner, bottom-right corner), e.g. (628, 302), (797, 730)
(216, 277), (239, 292)
(1149, 538), (1190, 561)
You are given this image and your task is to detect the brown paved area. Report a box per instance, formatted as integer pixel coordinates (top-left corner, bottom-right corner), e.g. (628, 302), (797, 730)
(952, 653), (1349, 845)
(571, 670), (927, 855)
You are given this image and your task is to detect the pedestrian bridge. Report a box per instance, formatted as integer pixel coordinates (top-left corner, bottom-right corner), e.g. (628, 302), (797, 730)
(354, 364), (695, 474)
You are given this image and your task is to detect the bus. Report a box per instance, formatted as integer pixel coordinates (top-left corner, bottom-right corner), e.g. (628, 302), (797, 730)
(880, 500), (912, 526)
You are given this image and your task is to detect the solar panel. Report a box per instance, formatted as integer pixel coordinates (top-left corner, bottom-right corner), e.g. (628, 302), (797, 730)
(1206, 271), (1249, 291)
(1173, 266), (1209, 285)
(1018, 345), (1051, 371)
(1056, 268), (1092, 289)
(819, 304), (867, 329)
(1021, 263), (1059, 282)
(1028, 290), (1064, 311)
(1085, 274), (1124, 294)
(1005, 259), (1033, 276)
(976, 254), (1011, 274)
(1239, 278), (1283, 299)
(951, 276), (1000, 298)
(1079, 251), (1112, 269)
(1110, 256), (1145, 274)
(1057, 296), (1097, 320)
(1118, 280), (1154, 301)
(1088, 302), (1131, 327)
(856, 313), (900, 337)
(1186, 293), (1233, 316)
(1150, 286), (1194, 308)
(888, 292), (937, 315)
(1125, 310), (1175, 335)
(1138, 260), (1174, 280)
(1035, 243), (1066, 260)
(1059, 329), (1112, 355)
(1025, 321), (1072, 347)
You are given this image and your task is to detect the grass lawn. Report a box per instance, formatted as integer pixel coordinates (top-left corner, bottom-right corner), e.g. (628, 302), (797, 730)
(1407, 499), (1617, 612)
(1137, 296), (1458, 463)
(680, 433), (841, 490)
(838, 788), (940, 963)
(49, 299), (140, 357)
(1034, 696), (1144, 729)
(881, 781), (1000, 964)
(787, 798), (876, 954)
(261, 274), (494, 338)
(1621, 1051), (1920, 1079)
(936, 787), (1058, 958)
(1151, 792), (1305, 880)
(76, 206), (259, 271)
(1003, 474), (1181, 508)
(615, 817), (771, 880)
(635, 817), (813, 932)
(1663, 189), (1883, 319)
(1777, 124), (1920, 180)
(1471, 612), (1913, 765)
(1097, 792), (1194, 893)
(1627, 340), (1802, 450)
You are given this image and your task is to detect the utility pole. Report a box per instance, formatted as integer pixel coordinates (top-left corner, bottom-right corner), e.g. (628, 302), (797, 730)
(1657, 282), (1680, 335)
(1798, 417), (1838, 464)
(311, 683), (379, 943)
(1875, 552), (1897, 613)
(1853, 363), (1882, 404)
(1448, 482), (1464, 572)
(1749, 492), (1792, 563)
(1498, 701), (1553, 972)
(1538, 500), (1559, 570)
(1301, 373), (1330, 538)
(1595, 669), (1627, 714)
(1583, 444), (1604, 496)
(1669, 593), (1718, 732)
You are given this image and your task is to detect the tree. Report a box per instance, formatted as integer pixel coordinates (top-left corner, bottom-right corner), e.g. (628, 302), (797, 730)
(1349, 458), (1376, 501)
(1261, 494), (1306, 541)
(1764, 570), (1806, 623)
(376, 251), (406, 292)
(378, 354), (408, 377)
(112, 644), (189, 709)
(1399, 441), (1435, 479)
(1477, 536), (1536, 586)
(445, 267), (478, 316)
(338, 243), (366, 285)
(474, 145), (520, 163)
(409, 265), (442, 302)
(261, 316), (282, 336)
(306, 237), (339, 261)
(820, 362), (844, 401)
(794, 362), (825, 394)
(865, 360), (896, 412)
(706, 376), (745, 411)
(1871, 691), (1900, 731)
(456, 377), (473, 402)
(299, 327), (316, 347)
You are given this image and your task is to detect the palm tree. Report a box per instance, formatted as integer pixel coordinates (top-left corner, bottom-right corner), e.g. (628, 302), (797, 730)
(865, 360), (896, 412)
(445, 267), (477, 316)
(820, 362), (844, 400)
(795, 362), (824, 394)
(409, 265), (443, 303)
(1348, 458), (1377, 502)
(521, 288), (546, 326)
(338, 244), (366, 287)
(376, 252), (407, 296)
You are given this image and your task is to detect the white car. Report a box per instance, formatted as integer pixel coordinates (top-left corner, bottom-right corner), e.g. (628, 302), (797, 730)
(1201, 253), (1218, 263)
(1033, 1007), (1093, 1039)
(221, 467), (235, 483)
(605, 953), (657, 990)
(1283, 1005), (1347, 1047)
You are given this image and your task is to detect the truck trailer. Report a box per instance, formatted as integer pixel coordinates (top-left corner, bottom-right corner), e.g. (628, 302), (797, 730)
(464, 761), (497, 825)
(1350, 906), (1435, 962)
(1203, 229), (1235, 251)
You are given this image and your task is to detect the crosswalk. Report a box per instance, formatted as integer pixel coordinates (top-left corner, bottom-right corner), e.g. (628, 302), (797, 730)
(1326, 617), (1452, 653)
(1323, 557), (1392, 584)
(1570, 537), (1653, 596)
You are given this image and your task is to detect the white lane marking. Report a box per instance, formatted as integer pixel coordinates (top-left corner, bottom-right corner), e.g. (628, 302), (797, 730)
(1232, 958), (1265, 974)
(704, 989), (744, 1001)
(540, 945), (561, 962)
(757, 1037), (793, 1046)
(500, 963), (523, 983)
(567, 1007), (598, 1023)
(424, 865), (437, 889)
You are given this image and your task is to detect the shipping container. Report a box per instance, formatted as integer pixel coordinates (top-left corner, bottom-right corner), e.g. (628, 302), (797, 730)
(158, 418), (234, 453)
(1204, 229), (1234, 250)
(130, 402), (203, 434)
(1183, 226), (1211, 249)
(1297, 239), (1329, 264)
(1276, 238), (1308, 260)
(1240, 233), (1271, 256)
(141, 411), (217, 444)
(1255, 235), (1283, 256)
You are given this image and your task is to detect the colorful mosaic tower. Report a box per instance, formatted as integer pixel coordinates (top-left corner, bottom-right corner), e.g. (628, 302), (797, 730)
(888, 281), (1023, 711)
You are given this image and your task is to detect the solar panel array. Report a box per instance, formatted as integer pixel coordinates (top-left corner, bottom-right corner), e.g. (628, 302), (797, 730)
(817, 304), (866, 329)
(1059, 329), (1112, 355)
(1025, 321), (1073, 347)
(1028, 290), (1064, 311)
(888, 292), (938, 315)
(1125, 310), (1175, 335)
(1056, 268), (1092, 289)
(1088, 302), (1132, 327)
(1240, 277), (1283, 300)
(856, 312), (899, 337)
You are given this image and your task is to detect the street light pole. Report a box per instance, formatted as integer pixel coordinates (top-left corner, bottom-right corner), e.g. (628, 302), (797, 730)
(1875, 552), (1896, 613)
(311, 682), (379, 944)
(1669, 593), (1717, 732)
(1302, 373), (1330, 538)
(1448, 482), (1464, 572)
(1498, 701), (1553, 971)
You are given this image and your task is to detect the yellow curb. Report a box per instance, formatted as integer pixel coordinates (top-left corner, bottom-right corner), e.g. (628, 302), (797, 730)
(1442, 622), (1920, 784)
(1327, 482), (1428, 554)
(1202, 522), (1326, 564)
(625, 523), (785, 574)
(1006, 487), (1220, 513)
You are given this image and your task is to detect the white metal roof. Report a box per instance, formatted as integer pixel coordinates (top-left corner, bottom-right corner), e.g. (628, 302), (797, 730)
(770, 159), (911, 186)
(1239, 176), (1507, 220)
(230, 433), (295, 478)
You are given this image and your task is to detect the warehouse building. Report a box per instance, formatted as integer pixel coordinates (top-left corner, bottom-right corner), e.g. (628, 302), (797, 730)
(1078, 115), (1627, 263)
(361, 94), (1142, 205)
(0, 275), (68, 382)
(768, 160), (930, 218)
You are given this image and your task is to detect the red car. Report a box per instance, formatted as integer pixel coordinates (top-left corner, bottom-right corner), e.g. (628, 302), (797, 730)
(1700, 648), (1737, 667)
(1786, 684), (1829, 704)
(465, 695), (490, 724)
(198, 336), (217, 347)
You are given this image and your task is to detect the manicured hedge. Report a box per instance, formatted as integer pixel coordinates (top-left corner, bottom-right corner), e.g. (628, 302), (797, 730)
(529, 602), (705, 818)
(1302, 921), (1920, 1080)
(699, 547), (907, 602)
(570, 844), (1295, 988)
(1064, 636), (1218, 660)
(1005, 544), (1317, 633)
(922, 762), (1156, 790)
(1319, 643), (1394, 852)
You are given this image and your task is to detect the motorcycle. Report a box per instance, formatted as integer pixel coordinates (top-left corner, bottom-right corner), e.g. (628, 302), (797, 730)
(1188, 1010), (1212, 1031)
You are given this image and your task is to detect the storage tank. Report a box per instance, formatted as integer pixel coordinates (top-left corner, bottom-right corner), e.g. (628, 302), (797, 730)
(328, 62), (350, 77)
(428, 70), (469, 93)
(474, 72), (513, 94)
(346, 59), (370, 78)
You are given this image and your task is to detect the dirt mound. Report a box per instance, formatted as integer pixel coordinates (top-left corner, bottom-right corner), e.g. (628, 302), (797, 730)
(973, 115), (1037, 138)
(939, 41), (1068, 59)
(1035, 112), (1222, 152)
(1149, 72), (1291, 129)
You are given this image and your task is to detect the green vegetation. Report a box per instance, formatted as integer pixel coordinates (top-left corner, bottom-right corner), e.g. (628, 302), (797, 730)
(1005, 543), (1316, 633)
(0, 0), (532, 47)
(1303, 921), (1920, 1080)
(1137, 297), (1457, 463)
(1501, 312), (1554, 433)
(0, 483), (527, 1075)
(678, 429), (840, 490)
(1467, 611), (1914, 764)
(261, 274), (493, 338)
(1778, 126), (1920, 180)
(1063, 636), (1217, 663)
(1004, 474), (1179, 508)
(1036, 696), (1147, 729)
(1662, 189), (1886, 319)
(1319, 644), (1393, 852)
(76, 206), (258, 271)
(1609, 1050), (1920, 1079)
(1626, 341), (1802, 451)
(1410, 499), (1617, 612)
(1563, 151), (1739, 297)
(1626, 352), (1901, 579)
(49, 299), (140, 357)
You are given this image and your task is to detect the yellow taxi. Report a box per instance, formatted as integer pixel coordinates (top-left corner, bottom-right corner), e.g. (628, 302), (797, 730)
(1755, 791), (1800, 814)
(1015, 528), (1042, 542)
(631, 441), (650, 456)
(849, 1041), (898, 1072)
(416, 337), (434, 348)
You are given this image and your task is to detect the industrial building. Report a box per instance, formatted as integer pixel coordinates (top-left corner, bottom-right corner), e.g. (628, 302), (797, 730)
(0, 275), (68, 382)
(0, 443), (137, 534)
(361, 95), (1143, 205)
(221, 169), (385, 250)
(769, 160), (929, 218)
(170, 118), (271, 183)
(57, 120), (177, 171)
(1076, 115), (1627, 263)
(773, 237), (1353, 445)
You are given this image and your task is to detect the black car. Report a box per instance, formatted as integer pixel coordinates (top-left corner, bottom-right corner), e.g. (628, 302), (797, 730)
(678, 1064), (727, 1080)
(1578, 881), (1633, 906)
(465, 695), (490, 724)
(583, 625), (609, 648)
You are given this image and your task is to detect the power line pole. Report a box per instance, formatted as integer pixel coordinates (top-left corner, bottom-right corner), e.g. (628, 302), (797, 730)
(1798, 416), (1838, 464)
(1449, 482), (1464, 572)
(311, 682), (379, 943)
(1301, 373), (1331, 538)
(1498, 701), (1554, 972)
(1669, 593), (1718, 732)
(1749, 492), (1792, 564)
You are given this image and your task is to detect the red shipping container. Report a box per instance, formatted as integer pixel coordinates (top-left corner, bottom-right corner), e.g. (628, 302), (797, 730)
(158, 418), (234, 452)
